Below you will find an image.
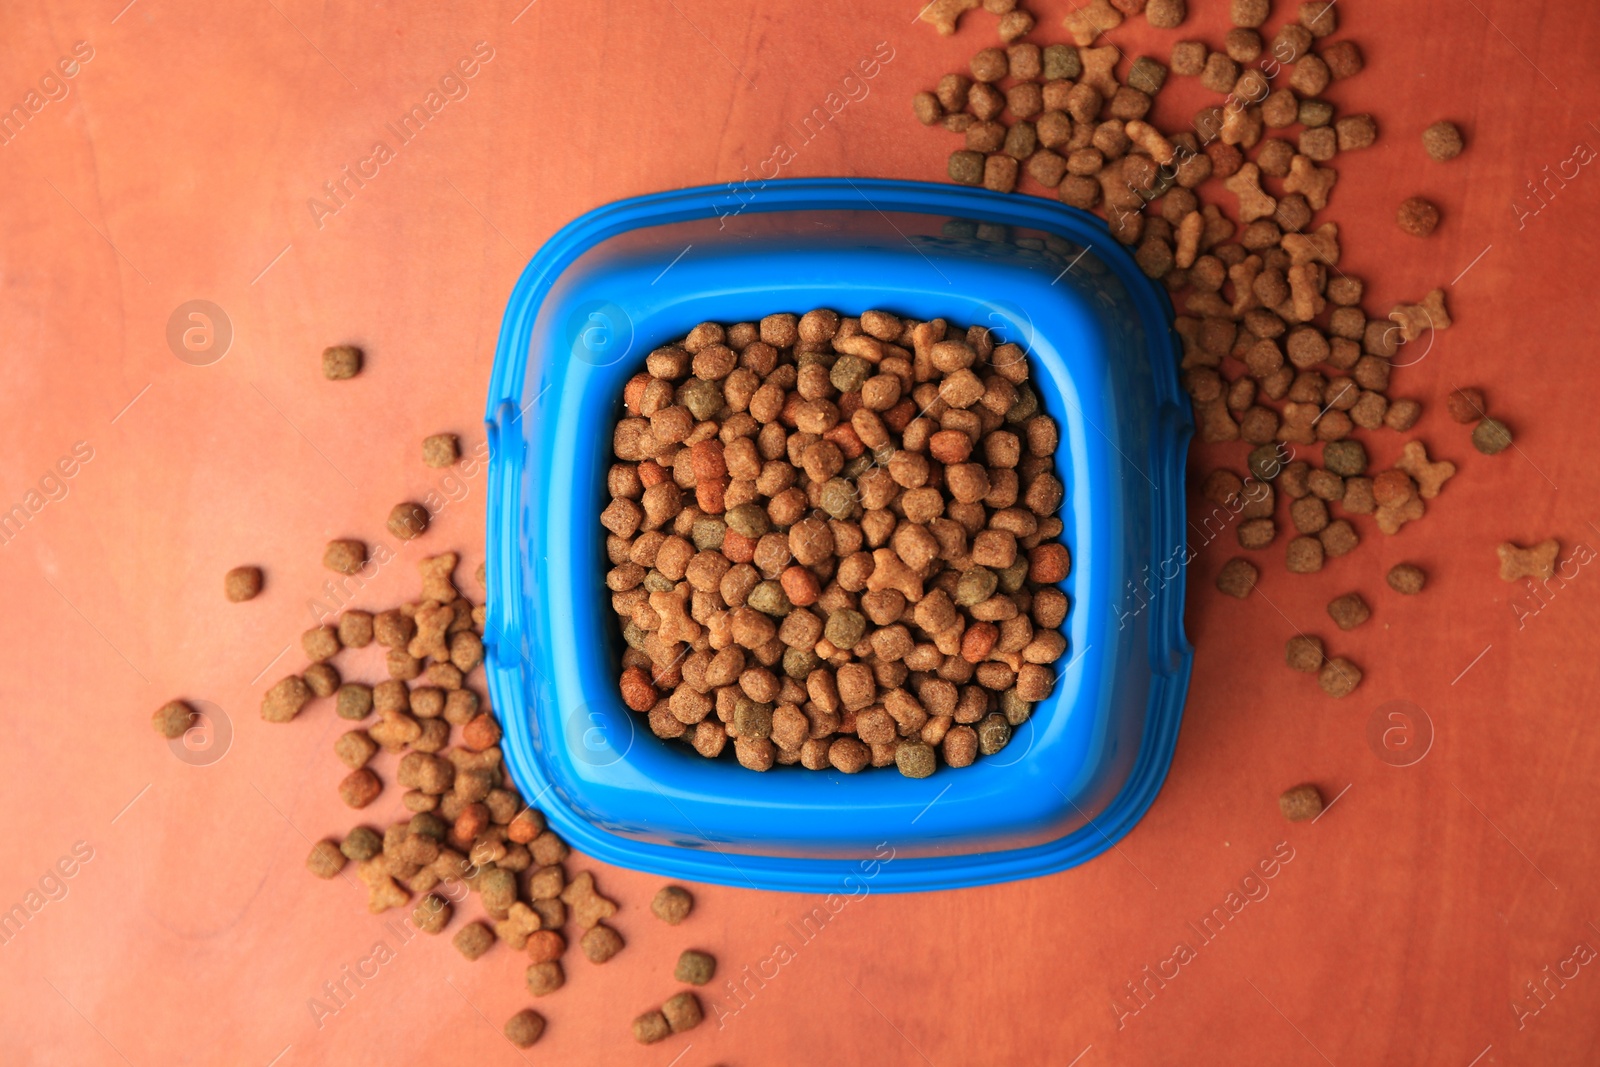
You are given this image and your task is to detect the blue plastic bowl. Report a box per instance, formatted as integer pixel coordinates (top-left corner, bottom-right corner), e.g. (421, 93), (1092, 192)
(484, 178), (1191, 893)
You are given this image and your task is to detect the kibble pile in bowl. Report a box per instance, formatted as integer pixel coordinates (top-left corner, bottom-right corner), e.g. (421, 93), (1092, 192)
(600, 309), (1072, 778)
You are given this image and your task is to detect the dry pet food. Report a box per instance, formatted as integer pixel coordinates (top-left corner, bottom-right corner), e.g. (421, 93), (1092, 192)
(387, 502), (431, 541)
(1497, 540), (1559, 582)
(1397, 197), (1441, 237)
(1422, 121), (1464, 161)
(423, 433), (460, 468)
(602, 312), (1071, 777)
(1284, 635), (1323, 673)
(675, 949), (717, 985)
(1386, 563), (1426, 595)
(1216, 557), (1258, 598)
(662, 992), (704, 1033)
(151, 699), (195, 738)
(1279, 783), (1323, 821)
(632, 1009), (671, 1045)
(323, 539), (367, 575)
(504, 1009), (546, 1049)
(224, 565), (263, 602)
(322, 344), (362, 380)
(1326, 593), (1370, 630)
(1473, 418), (1512, 455)
(651, 884), (693, 925)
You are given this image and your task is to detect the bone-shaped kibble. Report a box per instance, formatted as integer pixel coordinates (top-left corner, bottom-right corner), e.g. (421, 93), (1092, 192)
(494, 902), (541, 950)
(1124, 120), (1175, 165)
(1221, 105), (1263, 148)
(1080, 46), (1121, 99)
(1394, 440), (1456, 499)
(1376, 495), (1425, 535)
(1287, 263), (1325, 322)
(408, 600), (453, 661)
(1283, 155), (1338, 211)
(560, 871), (619, 930)
(918, 0), (979, 35)
(419, 552), (459, 604)
(1064, 0), (1123, 46)
(866, 547), (925, 601)
(1389, 288), (1453, 343)
(1228, 254), (1263, 315)
(1282, 222), (1340, 267)
(1196, 397), (1240, 443)
(1497, 539), (1559, 582)
(1277, 402), (1319, 445)
(1224, 163), (1277, 223)
(649, 588), (702, 645)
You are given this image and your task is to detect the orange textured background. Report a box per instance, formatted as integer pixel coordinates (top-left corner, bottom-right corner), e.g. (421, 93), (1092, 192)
(2, 1), (1599, 1064)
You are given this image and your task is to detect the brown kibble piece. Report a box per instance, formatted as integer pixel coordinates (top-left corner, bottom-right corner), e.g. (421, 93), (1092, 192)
(561, 870), (619, 929)
(1318, 657), (1361, 698)
(1497, 540), (1559, 582)
(1397, 197), (1440, 237)
(1446, 387), (1485, 424)
(1387, 563), (1426, 595)
(323, 539), (367, 575)
(1285, 635), (1324, 673)
(526, 961), (565, 997)
(387, 501), (430, 541)
(662, 992), (703, 1033)
(1216, 558), (1258, 599)
(453, 921), (494, 961)
(262, 675), (313, 723)
(676, 949), (717, 986)
(152, 700), (195, 739)
(580, 924), (624, 964)
(632, 1010), (671, 1045)
(322, 345), (362, 380)
(1279, 783), (1323, 822)
(423, 433), (460, 468)
(1422, 121), (1464, 162)
(1326, 593), (1370, 631)
(306, 839), (346, 879)
(504, 1009), (545, 1049)
(339, 768), (382, 808)
(651, 884), (693, 925)
(224, 566), (263, 602)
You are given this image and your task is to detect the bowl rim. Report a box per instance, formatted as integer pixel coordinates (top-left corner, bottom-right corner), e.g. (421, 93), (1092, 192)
(484, 178), (1192, 893)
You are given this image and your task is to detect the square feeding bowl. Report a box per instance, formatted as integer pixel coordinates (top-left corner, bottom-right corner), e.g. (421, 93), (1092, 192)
(484, 178), (1191, 894)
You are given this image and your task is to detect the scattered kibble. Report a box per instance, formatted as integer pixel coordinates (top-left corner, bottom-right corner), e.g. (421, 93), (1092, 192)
(151, 699), (195, 739)
(662, 992), (704, 1033)
(1386, 563), (1427, 595)
(1497, 540), (1558, 582)
(1472, 418), (1512, 455)
(504, 1009), (546, 1049)
(1422, 121), (1464, 161)
(651, 885), (694, 925)
(579, 924), (624, 963)
(387, 502), (431, 541)
(1397, 197), (1441, 237)
(1284, 635), (1324, 673)
(322, 344), (362, 380)
(1279, 783), (1323, 821)
(1216, 557), (1258, 598)
(632, 1009), (671, 1045)
(675, 949), (717, 986)
(1317, 656), (1362, 698)
(1445, 387), (1485, 424)
(323, 539), (367, 576)
(423, 433), (460, 468)
(1326, 593), (1370, 631)
(224, 566), (263, 602)
(306, 840), (346, 879)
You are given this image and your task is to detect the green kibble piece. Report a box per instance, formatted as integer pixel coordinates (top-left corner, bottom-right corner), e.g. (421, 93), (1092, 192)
(1323, 440), (1368, 477)
(831, 355), (871, 393)
(895, 741), (937, 779)
(783, 648), (821, 679)
(842, 454), (874, 480)
(725, 503), (769, 538)
(622, 622), (647, 651)
(675, 949), (717, 986)
(679, 379), (724, 421)
(1248, 443), (1285, 481)
(977, 713), (1012, 755)
(996, 557), (1030, 594)
(1042, 44), (1082, 80)
(747, 580), (792, 616)
(733, 697), (773, 739)
(820, 478), (858, 518)
(642, 570), (676, 593)
(340, 826), (383, 862)
(955, 566), (999, 607)
(335, 683), (373, 721)
(1005, 386), (1040, 424)
(824, 609), (867, 650)
(1298, 98), (1334, 127)
(1000, 689), (1033, 726)
(1472, 417), (1512, 455)
(1127, 56), (1168, 94)
(691, 518), (726, 551)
